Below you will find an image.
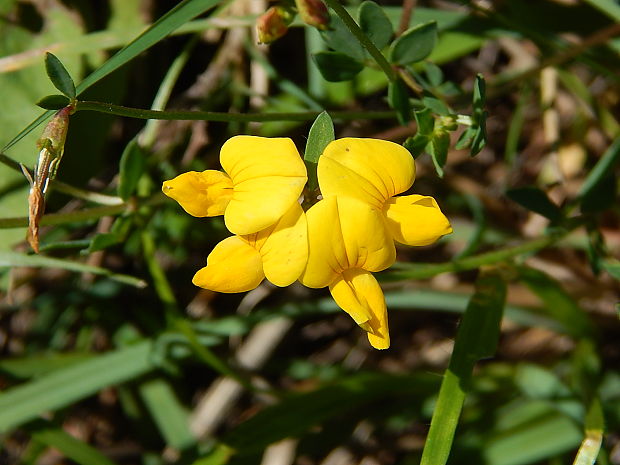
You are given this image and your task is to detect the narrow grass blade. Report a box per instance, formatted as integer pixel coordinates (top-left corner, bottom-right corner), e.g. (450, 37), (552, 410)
(578, 136), (620, 200)
(573, 397), (604, 465)
(76, 0), (221, 95)
(2, 0), (220, 154)
(420, 268), (507, 465)
(583, 0), (620, 20)
(31, 426), (117, 465)
(0, 341), (154, 432)
(0, 251), (146, 288)
(139, 378), (196, 450)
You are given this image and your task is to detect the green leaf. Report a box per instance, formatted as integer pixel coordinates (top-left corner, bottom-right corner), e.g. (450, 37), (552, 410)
(470, 114), (487, 155)
(388, 79), (411, 125)
(483, 410), (583, 465)
(414, 107), (435, 135)
(473, 73), (486, 113)
(304, 111), (335, 164)
(429, 129), (450, 177)
(0, 251), (146, 288)
(223, 373), (438, 454)
(31, 425), (117, 465)
(118, 138), (147, 201)
(0, 353), (93, 379)
(425, 62), (444, 87)
(139, 378), (195, 450)
(319, 12), (365, 61)
(455, 126), (475, 150)
(602, 261), (620, 280)
(517, 266), (594, 338)
(403, 134), (430, 158)
(88, 232), (123, 253)
(76, 0), (220, 95)
(45, 53), (76, 99)
(0, 341), (154, 432)
(3, 0), (221, 153)
(574, 394), (605, 465)
(420, 268), (507, 465)
(506, 186), (563, 222)
(358, 1), (393, 51)
(312, 51), (364, 82)
(389, 21), (437, 65)
(36, 94), (71, 110)
(422, 95), (450, 116)
(304, 111), (334, 190)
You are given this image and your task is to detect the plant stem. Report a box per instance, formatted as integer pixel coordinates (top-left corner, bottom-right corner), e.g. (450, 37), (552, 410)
(382, 232), (567, 281)
(323, 0), (398, 82)
(75, 101), (394, 122)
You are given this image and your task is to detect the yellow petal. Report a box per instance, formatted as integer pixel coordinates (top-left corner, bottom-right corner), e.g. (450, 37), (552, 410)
(299, 197), (345, 288)
(254, 202), (308, 287)
(225, 176), (307, 235)
(192, 236), (265, 293)
(382, 195), (452, 246)
(300, 196), (395, 288)
(162, 170), (233, 217)
(318, 138), (415, 209)
(220, 135), (307, 235)
(329, 269), (390, 350)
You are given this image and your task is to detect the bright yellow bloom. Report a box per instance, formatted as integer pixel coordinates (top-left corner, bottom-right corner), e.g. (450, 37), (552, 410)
(318, 138), (452, 246)
(300, 196), (395, 349)
(162, 135), (307, 235)
(193, 202), (308, 292)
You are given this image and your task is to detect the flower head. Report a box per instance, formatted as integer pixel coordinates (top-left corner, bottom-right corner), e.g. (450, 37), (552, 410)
(300, 196), (395, 349)
(163, 135), (307, 235)
(318, 138), (452, 246)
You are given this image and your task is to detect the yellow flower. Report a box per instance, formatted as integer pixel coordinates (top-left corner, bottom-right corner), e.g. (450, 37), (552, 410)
(162, 135), (307, 235)
(193, 202), (308, 292)
(300, 196), (395, 349)
(318, 138), (452, 246)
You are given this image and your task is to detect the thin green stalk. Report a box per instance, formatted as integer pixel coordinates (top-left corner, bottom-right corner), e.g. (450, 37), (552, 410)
(0, 194), (166, 229)
(0, 153), (22, 172)
(140, 230), (253, 390)
(0, 204), (128, 229)
(140, 36), (199, 149)
(383, 232), (566, 281)
(52, 180), (124, 206)
(323, 0), (398, 82)
(75, 101), (394, 122)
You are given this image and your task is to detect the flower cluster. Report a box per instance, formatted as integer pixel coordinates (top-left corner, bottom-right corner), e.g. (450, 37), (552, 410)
(163, 135), (451, 349)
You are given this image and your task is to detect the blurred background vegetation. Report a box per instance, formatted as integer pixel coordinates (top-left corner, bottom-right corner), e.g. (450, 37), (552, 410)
(0, 0), (619, 464)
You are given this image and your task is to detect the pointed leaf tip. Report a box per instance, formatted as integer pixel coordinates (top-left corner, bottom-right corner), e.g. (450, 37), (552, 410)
(45, 53), (76, 99)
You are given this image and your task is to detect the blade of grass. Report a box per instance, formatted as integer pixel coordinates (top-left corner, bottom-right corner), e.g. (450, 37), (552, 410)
(573, 397), (604, 465)
(0, 251), (146, 288)
(31, 425), (118, 465)
(583, 0), (620, 21)
(139, 378), (196, 450)
(0, 341), (154, 432)
(420, 268), (507, 465)
(2, 0), (222, 153)
(578, 135), (620, 200)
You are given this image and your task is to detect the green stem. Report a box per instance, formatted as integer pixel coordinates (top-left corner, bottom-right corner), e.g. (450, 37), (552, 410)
(140, 230), (254, 390)
(52, 180), (124, 205)
(0, 204), (127, 229)
(140, 36), (198, 149)
(75, 101), (394, 122)
(0, 153), (22, 172)
(383, 232), (567, 281)
(323, 0), (398, 82)
(0, 194), (166, 229)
